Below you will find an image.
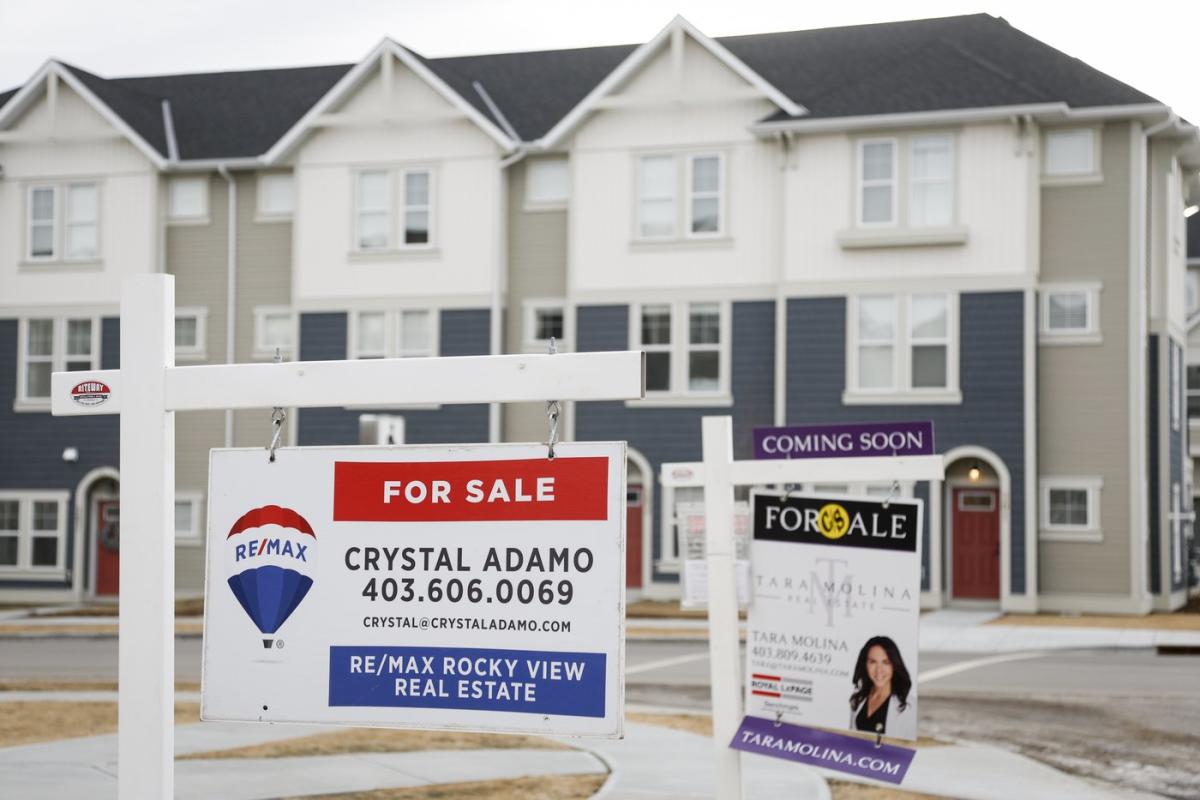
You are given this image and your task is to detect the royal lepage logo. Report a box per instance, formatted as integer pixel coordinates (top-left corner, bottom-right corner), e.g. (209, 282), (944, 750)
(225, 505), (317, 647)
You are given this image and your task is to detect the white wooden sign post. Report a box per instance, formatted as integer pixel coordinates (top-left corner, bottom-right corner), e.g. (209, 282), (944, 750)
(51, 275), (645, 800)
(663, 417), (945, 799)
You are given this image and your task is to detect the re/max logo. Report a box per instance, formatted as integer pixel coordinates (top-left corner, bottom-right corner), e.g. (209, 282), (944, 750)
(235, 538), (309, 562)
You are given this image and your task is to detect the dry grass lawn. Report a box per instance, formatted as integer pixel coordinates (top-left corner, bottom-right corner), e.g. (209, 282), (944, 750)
(625, 599), (746, 620)
(181, 727), (571, 760)
(279, 774), (605, 800)
(0, 701), (199, 747)
(0, 680), (199, 692)
(627, 711), (713, 736)
(0, 622), (203, 635)
(990, 612), (1200, 630)
(829, 782), (945, 799)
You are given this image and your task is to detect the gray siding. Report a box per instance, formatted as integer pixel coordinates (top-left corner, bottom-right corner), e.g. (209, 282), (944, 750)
(297, 310), (490, 446)
(1148, 334), (1160, 594)
(575, 302), (776, 580)
(786, 293), (1027, 595)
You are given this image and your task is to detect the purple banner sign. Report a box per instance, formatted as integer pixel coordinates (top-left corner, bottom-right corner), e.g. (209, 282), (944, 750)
(753, 421), (934, 460)
(729, 715), (916, 784)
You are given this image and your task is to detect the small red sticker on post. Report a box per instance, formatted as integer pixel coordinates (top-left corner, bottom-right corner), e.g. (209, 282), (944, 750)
(333, 457), (609, 522)
(71, 381), (111, 407)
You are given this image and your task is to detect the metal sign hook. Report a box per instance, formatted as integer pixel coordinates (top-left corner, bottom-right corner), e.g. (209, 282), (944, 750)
(545, 338), (560, 460)
(267, 348), (286, 463)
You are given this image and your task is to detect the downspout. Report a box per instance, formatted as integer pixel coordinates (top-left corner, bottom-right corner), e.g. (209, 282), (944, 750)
(218, 164), (237, 448)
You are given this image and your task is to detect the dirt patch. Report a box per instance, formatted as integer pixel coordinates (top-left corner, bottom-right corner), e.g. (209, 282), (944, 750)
(626, 600), (745, 620)
(829, 782), (945, 799)
(181, 727), (571, 760)
(990, 612), (1200, 630)
(0, 702), (198, 747)
(0, 680), (199, 692)
(279, 774), (606, 800)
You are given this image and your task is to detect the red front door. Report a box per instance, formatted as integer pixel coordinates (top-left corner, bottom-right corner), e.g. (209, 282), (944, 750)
(951, 488), (1000, 599)
(95, 499), (120, 596)
(626, 487), (643, 589)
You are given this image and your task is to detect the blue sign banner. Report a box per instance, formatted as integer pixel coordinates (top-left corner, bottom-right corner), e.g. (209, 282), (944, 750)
(753, 421), (934, 460)
(328, 645), (606, 718)
(730, 715), (916, 784)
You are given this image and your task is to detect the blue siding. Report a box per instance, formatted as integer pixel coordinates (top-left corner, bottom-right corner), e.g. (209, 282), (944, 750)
(1147, 335), (1160, 594)
(0, 318), (120, 590)
(296, 311), (490, 446)
(786, 293), (1027, 595)
(575, 302), (777, 581)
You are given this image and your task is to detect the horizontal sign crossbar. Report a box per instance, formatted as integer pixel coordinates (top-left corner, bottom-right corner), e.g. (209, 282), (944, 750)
(660, 455), (945, 487)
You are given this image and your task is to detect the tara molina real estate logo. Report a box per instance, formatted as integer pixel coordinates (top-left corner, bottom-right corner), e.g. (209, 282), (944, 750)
(225, 505), (318, 647)
(70, 380), (111, 406)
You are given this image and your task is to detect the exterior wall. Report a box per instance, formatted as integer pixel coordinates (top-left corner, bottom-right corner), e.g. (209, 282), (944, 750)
(296, 310), (491, 446)
(786, 293), (1027, 597)
(1037, 120), (1134, 599)
(574, 301), (775, 582)
(0, 82), (158, 311)
(503, 157), (569, 444)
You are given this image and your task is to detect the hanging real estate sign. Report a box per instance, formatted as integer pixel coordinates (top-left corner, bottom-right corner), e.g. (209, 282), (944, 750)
(201, 442), (626, 738)
(745, 491), (922, 740)
(677, 500), (752, 608)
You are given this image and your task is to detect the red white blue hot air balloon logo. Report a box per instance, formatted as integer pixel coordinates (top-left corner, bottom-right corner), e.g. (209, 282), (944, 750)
(225, 505), (317, 647)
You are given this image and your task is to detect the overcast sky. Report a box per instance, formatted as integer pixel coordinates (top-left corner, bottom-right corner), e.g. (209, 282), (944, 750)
(3, 0), (1198, 123)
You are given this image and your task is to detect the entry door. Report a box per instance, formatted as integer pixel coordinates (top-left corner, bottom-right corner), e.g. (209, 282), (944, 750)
(95, 498), (120, 596)
(626, 486), (643, 589)
(951, 488), (1000, 600)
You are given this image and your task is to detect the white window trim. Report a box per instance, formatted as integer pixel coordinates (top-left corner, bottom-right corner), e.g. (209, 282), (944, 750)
(844, 293), (961, 405)
(174, 491), (204, 545)
(626, 300), (732, 406)
(524, 158), (569, 211)
(252, 306), (297, 359)
(1040, 282), (1102, 345)
(24, 182), (104, 265)
(353, 169), (393, 253)
(1039, 476), (1103, 542)
(856, 137), (898, 228)
(0, 490), (69, 578)
(174, 307), (208, 361)
(635, 153), (678, 241)
(348, 308), (440, 360)
(908, 134), (955, 228)
(685, 153), (725, 239)
(400, 168), (434, 250)
(523, 298), (569, 351)
(26, 184), (58, 262)
(167, 176), (210, 224)
(255, 173), (294, 221)
(1042, 127), (1102, 184)
(15, 316), (101, 411)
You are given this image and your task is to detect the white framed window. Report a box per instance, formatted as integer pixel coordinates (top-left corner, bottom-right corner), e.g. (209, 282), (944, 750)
(27, 185), (57, 260)
(526, 159), (569, 208)
(845, 294), (959, 403)
(857, 139), (897, 226)
(168, 176), (208, 221)
(1187, 363), (1200, 419)
(909, 135), (953, 227)
(637, 155), (677, 239)
(1040, 283), (1101, 344)
(1044, 128), (1097, 178)
(349, 309), (437, 360)
(26, 182), (102, 262)
(257, 173), (294, 218)
(1187, 270), (1200, 317)
(355, 170), (391, 251)
(17, 317), (99, 407)
(524, 299), (567, 349)
(174, 492), (203, 543)
(632, 301), (730, 400)
(401, 169), (432, 247)
(174, 307), (208, 361)
(253, 306), (296, 359)
(64, 184), (99, 260)
(1040, 477), (1103, 542)
(686, 153), (723, 237)
(0, 491), (69, 576)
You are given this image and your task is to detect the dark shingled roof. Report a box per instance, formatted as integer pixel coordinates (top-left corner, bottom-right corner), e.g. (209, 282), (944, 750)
(0, 14), (1163, 160)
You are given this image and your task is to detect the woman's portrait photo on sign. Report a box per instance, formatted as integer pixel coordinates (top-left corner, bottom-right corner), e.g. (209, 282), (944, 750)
(849, 635), (915, 739)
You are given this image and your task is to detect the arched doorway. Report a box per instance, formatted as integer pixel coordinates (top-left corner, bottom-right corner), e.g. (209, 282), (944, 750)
(625, 449), (653, 596)
(942, 448), (1009, 605)
(73, 468), (119, 599)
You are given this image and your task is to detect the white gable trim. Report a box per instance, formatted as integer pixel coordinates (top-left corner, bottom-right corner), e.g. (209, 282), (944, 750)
(263, 38), (515, 163)
(0, 60), (169, 170)
(537, 15), (804, 151)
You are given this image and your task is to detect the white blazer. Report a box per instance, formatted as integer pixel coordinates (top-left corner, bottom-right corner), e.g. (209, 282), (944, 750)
(850, 694), (915, 739)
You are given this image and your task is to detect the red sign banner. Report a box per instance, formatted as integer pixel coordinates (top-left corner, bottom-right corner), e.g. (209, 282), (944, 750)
(333, 457), (609, 523)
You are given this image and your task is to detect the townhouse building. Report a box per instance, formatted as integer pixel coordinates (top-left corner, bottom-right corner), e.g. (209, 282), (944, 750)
(0, 14), (1196, 612)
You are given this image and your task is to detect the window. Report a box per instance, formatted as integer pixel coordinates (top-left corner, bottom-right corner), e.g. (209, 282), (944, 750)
(1040, 477), (1102, 541)
(0, 492), (68, 575)
(402, 170), (431, 246)
(18, 317), (98, 406)
(1044, 129), (1096, 178)
(253, 307), (295, 358)
(1188, 364), (1200, 418)
(174, 308), (207, 361)
(1187, 271), (1200, 316)
(858, 139), (897, 225)
(909, 136), (953, 227)
(257, 174), (294, 218)
(168, 177), (208, 220)
(355, 171), (391, 251)
(634, 301), (729, 399)
(354, 168), (435, 252)
(27, 183), (101, 262)
(524, 299), (567, 349)
(636, 152), (725, 241)
(846, 294), (958, 402)
(1040, 284), (1101, 343)
(349, 309), (436, 359)
(174, 493), (203, 542)
(526, 159), (568, 207)
(638, 156), (676, 239)
(28, 186), (56, 259)
(687, 154), (723, 236)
